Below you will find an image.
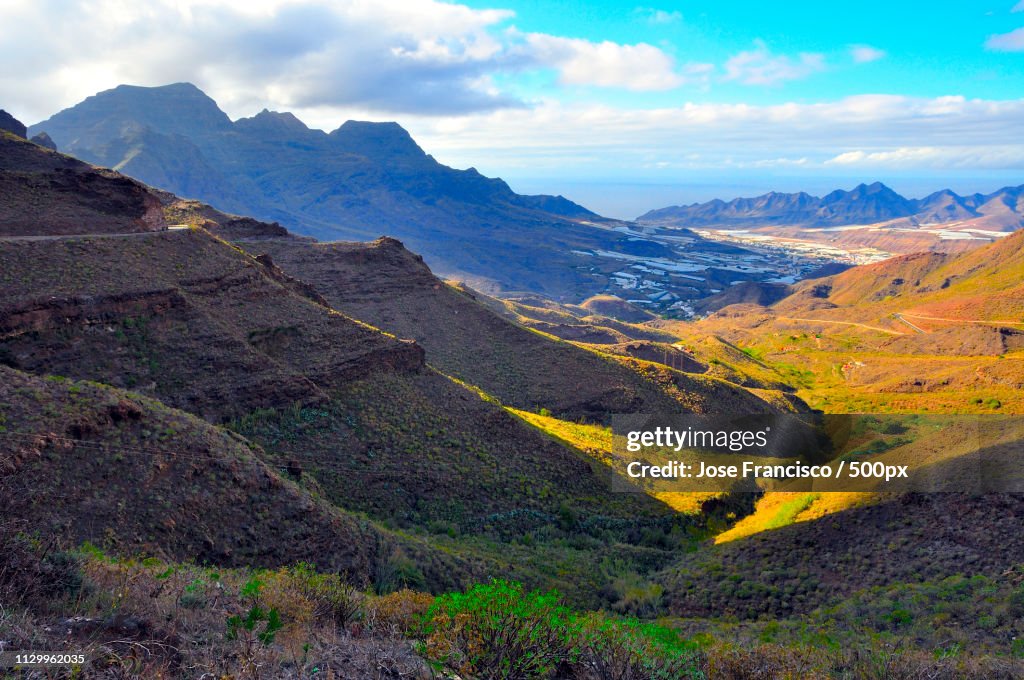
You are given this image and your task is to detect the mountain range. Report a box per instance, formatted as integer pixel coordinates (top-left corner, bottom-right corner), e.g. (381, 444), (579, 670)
(26, 83), (666, 298)
(638, 181), (1024, 231)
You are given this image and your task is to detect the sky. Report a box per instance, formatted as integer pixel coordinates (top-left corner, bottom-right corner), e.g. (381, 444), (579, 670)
(2, 0), (1024, 218)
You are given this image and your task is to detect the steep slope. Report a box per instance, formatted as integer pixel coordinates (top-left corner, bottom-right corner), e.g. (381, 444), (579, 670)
(0, 131), (166, 236)
(27, 83), (678, 298)
(0, 365), (473, 589)
(0, 109), (27, 138)
(657, 492), (1024, 620)
(241, 237), (793, 420)
(0, 228), (422, 422)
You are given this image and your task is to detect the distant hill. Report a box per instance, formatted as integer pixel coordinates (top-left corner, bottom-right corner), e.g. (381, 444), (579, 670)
(26, 83), (674, 298)
(639, 181), (1024, 231)
(774, 229), (1024, 323)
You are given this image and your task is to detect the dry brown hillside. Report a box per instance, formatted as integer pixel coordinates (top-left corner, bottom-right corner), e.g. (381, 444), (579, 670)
(0, 132), (166, 236)
(0, 365), (476, 590)
(241, 237), (794, 420)
(0, 229), (423, 422)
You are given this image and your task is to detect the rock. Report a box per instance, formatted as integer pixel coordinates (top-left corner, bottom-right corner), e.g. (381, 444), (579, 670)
(30, 131), (57, 150)
(0, 110), (27, 138)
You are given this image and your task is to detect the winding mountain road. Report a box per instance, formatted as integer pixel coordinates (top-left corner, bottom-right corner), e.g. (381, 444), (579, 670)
(0, 226), (191, 242)
(775, 315), (906, 336)
(892, 313), (925, 334)
(899, 312), (1024, 327)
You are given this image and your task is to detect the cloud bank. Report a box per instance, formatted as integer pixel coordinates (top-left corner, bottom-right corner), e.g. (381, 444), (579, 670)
(413, 94), (1024, 175)
(1, 0), (1019, 200)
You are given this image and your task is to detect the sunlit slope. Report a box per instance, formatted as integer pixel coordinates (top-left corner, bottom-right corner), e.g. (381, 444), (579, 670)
(671, 232), (1024, 414)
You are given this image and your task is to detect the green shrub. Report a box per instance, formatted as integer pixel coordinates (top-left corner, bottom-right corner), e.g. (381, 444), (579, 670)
(226, 604), (282, 645)
(226, 576), (282, 646)
(575, 613), (704, 680)
(419, 580), (574, 678)
(417, 580), (704, 679)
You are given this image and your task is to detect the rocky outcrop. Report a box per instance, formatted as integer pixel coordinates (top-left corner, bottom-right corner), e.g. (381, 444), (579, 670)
(30, 131), (57, 150)
(159, 196), (291, 239)
(0, 109), (27, 138)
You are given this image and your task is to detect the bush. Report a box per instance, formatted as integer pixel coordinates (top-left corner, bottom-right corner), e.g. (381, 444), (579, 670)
(574, 613), (704, 680)
(366, 589), (435, 637)
(419, 580), (575, 678)
(373, 545), (427, 595)
(265, 563), (363, 629)
(417, 580), (705, 680)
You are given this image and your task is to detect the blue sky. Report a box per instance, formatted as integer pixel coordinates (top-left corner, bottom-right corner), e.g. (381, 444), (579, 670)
(2, 0), (1024, 217)
(460, 0), (1024, 104)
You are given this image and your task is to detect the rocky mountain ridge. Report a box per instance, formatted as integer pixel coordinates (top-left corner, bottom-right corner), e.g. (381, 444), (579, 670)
(639, 181), (1024, 231)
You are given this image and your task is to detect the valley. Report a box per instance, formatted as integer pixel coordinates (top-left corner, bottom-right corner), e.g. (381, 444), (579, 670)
(2, 99), (1024, 679)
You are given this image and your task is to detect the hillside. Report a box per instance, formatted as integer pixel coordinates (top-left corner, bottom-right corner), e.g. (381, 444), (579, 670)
(0, 365), (472, 589)
(665, 225), (1024, 416)
(241, 237), (795, 420)
(658, 492), (1024, 620)
(0, 131), (166, 236)
(0, 126), (719, 608)
(776, 229), (1024, 325)
(0, 221), (687, 547)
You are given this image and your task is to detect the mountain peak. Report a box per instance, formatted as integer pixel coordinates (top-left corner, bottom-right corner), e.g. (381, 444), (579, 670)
(329, 120), (426, 160)
(30, 82), (232, 147)
(118, 81), (204, 95)
(858, 181), (895, 195)
(235, 109), (313, 136)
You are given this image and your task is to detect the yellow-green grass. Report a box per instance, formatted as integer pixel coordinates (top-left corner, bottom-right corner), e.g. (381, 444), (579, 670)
(714, 492), (872, 544)
(508, 408), (721, 515)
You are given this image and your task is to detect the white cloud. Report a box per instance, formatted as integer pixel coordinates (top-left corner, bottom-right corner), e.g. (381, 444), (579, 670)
(0, 0), (721, 122)
(521, 33), (690, 91)
(723, 41), (826, 85)
(3, 0), (1023, 190)
(849, 44), (886, 63)
(409, 94), (1024, 176)
(1013, 1), (1024, 12)
(0, 0), (534, 120)
(986, 27), (1024, 51)
(633, 7), (683, 24)
(825, 146), (1024, 169)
